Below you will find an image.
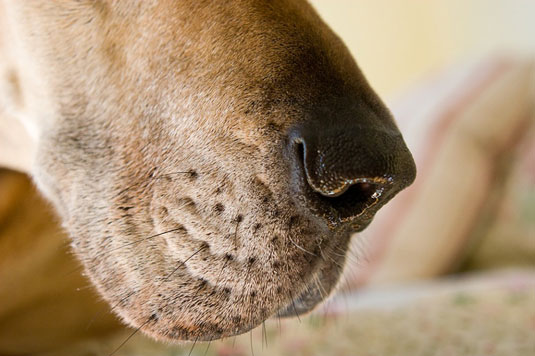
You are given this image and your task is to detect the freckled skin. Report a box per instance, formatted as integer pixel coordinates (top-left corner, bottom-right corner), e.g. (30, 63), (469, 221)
(0, 0), (414, 342)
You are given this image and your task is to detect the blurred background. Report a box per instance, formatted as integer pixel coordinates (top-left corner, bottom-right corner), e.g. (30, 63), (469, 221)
(1, 1), (533, 355)
(310, 0), (535, 98)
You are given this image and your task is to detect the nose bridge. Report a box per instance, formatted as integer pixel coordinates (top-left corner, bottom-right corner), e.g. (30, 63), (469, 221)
(307, 95), (401, 136)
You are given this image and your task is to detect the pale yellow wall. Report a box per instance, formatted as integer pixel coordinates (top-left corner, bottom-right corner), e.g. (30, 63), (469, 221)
(310, 0), (535, 97)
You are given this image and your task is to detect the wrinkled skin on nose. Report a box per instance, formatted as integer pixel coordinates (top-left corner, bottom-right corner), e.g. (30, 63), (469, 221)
(10, 0), (417, 341)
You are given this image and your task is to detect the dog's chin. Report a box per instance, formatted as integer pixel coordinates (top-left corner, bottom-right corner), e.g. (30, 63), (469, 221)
(275, 247), (347, 318)
(139, 255), (347, 342)
(88, 221), (352, 343)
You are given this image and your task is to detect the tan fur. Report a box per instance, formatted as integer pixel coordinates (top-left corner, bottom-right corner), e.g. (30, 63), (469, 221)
(0, 169), (125, 354)
(0, 0), (410, 345)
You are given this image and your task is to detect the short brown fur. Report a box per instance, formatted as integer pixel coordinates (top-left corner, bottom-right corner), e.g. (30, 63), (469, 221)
(0, 0), (410, 344)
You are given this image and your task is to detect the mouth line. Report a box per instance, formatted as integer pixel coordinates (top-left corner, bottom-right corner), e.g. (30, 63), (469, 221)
(273, 227), (351, 319)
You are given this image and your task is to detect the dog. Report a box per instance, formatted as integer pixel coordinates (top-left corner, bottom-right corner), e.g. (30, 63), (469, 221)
(0, 0), (415, 345)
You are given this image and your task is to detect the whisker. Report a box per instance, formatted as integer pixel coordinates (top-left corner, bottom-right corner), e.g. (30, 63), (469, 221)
(105, 227), (184, 255)
(108, 314), (156, 356)
(297, 273), (322, 313)
(153, 171), (194, 180)
(349, 235), (372, 264)
(87, 290), (136, 330)
(202, 340), (212, 356)
(342, 251), (366, 268)
(287, 234), (317, 256)
(325, 252), (347, 272)
(63, 263), (86, 278)
(74, 227), (185, 278)
(250, 329), (255, 356)
(187, 336), (199, 356)
(290, 292), (301, 323)
(262, 320), (268, 350)
(329, 250), (347, 258)
(157, 244), (207, 286)
(313, 274), (328, 301)
(277, 312), (282, 337)
(113, 168), (192, 199)
(73, 283), (96, 292)
(317, 244), (326, 260)
(89, 245), (206, 330)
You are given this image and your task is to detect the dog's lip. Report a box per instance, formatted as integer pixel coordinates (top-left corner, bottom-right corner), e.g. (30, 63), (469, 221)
(275, 287), (320, 317)
(272, 229), (351, 319)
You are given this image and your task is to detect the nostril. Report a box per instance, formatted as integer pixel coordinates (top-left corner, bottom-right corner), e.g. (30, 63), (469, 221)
(289, 124), (414, 226)
(292, 135), (390, 223)
(296, 140), (305, 171)
(316, 181), (385, 221)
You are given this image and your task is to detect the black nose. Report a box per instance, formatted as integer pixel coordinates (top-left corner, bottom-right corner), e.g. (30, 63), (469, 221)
(288, 122), (416, 229)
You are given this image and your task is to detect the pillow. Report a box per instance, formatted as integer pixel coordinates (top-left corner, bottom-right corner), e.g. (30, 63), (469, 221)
(462, 122), (535, 270)
(345, 56), (535, 287)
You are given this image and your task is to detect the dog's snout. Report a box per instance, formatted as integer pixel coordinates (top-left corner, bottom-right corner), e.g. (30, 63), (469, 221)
(296, 138), (389, 198)
(289, 123), (416, 227)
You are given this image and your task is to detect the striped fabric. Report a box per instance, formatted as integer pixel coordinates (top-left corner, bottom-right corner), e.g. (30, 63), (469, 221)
(346, 56), (535, 288)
